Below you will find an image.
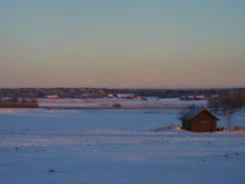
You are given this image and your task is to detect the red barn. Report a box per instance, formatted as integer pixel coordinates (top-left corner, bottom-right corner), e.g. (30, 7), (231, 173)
(181, 108), (219, 132)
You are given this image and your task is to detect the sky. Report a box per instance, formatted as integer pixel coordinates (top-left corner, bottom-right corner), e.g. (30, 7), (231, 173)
(0, 0), (244, 88)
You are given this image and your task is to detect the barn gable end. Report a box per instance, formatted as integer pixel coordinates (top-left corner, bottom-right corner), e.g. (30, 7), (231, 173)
(181, 108), (219, 132)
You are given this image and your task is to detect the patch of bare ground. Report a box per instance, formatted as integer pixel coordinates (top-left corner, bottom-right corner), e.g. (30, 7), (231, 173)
(0, 101), (39, 108)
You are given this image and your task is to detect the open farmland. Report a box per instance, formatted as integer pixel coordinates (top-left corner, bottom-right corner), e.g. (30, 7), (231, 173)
(0, 107), (245, 184)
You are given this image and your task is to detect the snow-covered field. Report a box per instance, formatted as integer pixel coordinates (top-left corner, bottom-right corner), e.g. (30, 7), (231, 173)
(37, 98), (208, 108)
(1, 108), (245, 184)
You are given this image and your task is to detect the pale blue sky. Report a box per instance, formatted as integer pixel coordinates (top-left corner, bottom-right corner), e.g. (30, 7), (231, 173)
(0, 0), (244, 88)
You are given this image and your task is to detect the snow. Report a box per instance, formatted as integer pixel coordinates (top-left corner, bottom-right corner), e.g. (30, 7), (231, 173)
(37, 97), (208, 108)
(0, 108), (245, 184)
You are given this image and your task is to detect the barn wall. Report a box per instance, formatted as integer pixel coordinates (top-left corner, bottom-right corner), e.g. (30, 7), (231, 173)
(182, 120), (190, 130)
(190, 110), (217, 132)
(182, 120), (185, 129)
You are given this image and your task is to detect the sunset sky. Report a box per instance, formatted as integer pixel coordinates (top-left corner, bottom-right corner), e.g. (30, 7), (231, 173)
(0, 0), (244, 88)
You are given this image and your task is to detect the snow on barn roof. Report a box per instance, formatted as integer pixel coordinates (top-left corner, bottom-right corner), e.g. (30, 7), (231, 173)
(182, 108), (220, 121)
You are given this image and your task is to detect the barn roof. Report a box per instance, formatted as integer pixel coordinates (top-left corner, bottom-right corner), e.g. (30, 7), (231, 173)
(182, 108), (220, 121)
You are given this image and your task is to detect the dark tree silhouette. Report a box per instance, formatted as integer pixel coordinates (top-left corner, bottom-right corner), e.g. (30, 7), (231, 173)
(208, 92), (245, 130)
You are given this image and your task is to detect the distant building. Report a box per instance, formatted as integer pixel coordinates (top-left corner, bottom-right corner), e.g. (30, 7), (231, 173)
(180, 96), (195, 101)
(117, 94), (139, 99)
(17, 97), (33, 102)
(195, 96), (206, 100)
(45, 94), (58, 99)
(181, 108), (219, 132)
(180, 95), (206, 101)
(107, 94), (114, 98)
(80, 93), (89, 99)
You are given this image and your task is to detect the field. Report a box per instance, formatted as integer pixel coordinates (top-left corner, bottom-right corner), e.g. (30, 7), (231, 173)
(0, 99), (245, 184)
(38, 97), (207, 109)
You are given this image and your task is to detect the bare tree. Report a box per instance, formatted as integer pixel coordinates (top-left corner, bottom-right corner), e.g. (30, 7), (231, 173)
(208, 92), (245, 130)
